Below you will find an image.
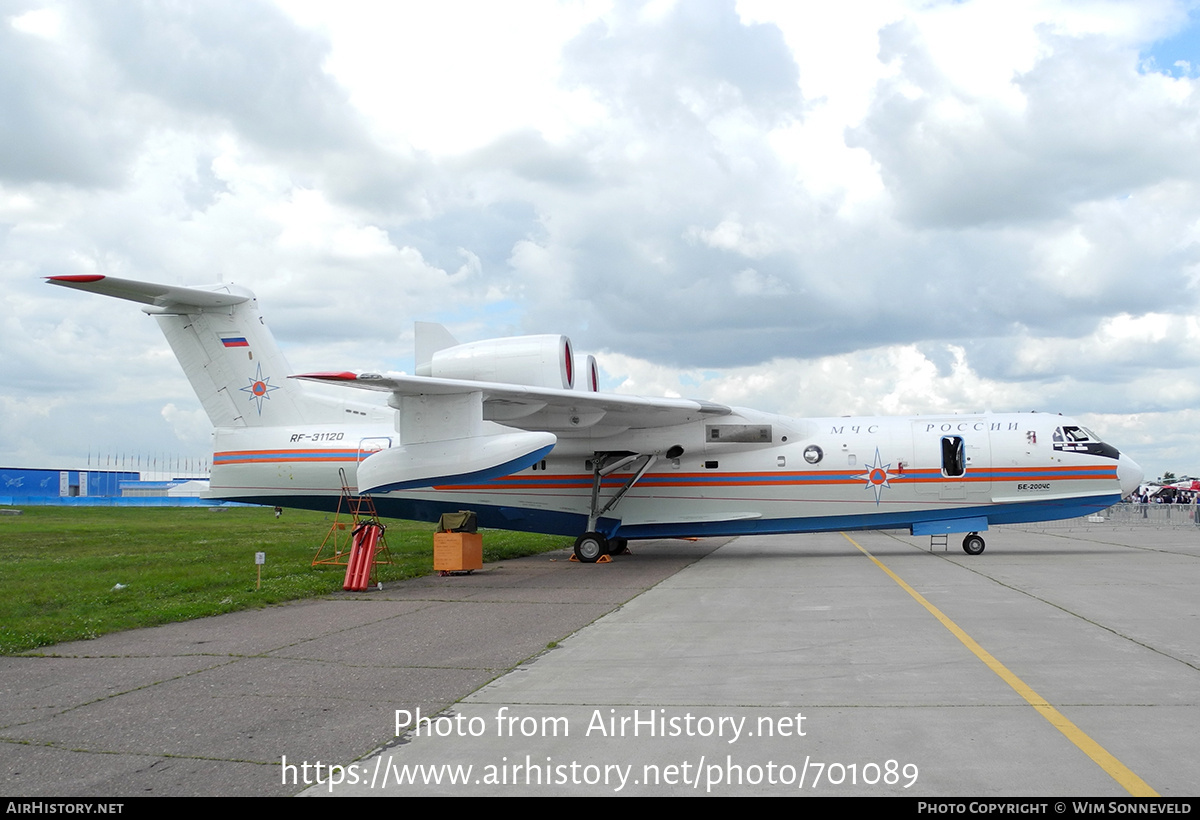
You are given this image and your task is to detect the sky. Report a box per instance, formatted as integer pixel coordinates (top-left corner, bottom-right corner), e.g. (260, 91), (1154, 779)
(3, 0), (1199, 482)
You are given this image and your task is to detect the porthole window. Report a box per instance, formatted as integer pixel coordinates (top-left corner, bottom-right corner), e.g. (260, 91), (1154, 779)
(803, 445), (823, 464)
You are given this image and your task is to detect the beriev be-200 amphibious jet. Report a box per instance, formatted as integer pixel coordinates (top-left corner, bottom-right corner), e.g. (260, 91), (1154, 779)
(48, 275), (1143, 561)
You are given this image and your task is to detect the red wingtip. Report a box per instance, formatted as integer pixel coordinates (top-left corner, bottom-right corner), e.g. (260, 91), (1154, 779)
(46, 274), (106, 283)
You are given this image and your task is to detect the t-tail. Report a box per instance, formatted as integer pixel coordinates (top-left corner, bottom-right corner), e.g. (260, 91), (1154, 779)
(46, 275), (352, 427)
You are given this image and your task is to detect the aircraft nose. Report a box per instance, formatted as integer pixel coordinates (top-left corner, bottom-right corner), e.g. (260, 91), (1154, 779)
(1117, 452), (1144, 498)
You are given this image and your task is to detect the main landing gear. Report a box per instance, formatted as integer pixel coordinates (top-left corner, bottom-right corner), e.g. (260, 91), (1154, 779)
(962, 532), (986, 555)
(572, 533), (631, 563)
(574, 532), (607, 563)
(571, 448), (677, 564)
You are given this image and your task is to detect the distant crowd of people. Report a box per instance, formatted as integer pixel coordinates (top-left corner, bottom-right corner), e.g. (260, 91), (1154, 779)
(1132, 487), (1196, 504)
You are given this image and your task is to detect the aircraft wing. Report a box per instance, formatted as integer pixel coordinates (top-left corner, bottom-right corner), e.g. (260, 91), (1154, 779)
(293, 371), (731, 434)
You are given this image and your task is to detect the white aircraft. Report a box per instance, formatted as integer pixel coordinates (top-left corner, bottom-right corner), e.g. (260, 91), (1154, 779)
(48, 275), (1144, 561)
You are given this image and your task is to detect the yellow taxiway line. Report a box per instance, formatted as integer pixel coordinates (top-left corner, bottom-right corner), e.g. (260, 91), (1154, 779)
(841, 532), (1157, 797)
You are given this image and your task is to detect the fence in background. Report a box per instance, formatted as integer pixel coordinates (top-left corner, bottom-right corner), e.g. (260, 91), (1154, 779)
(1002, 502), (1200, 531)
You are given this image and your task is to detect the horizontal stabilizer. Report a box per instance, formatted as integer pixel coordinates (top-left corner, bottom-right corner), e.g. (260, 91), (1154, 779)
(357, 431), (557, 492)
(46, 275), (250, 310)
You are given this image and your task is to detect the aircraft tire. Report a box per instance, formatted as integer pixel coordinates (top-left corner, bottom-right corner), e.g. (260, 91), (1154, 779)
(574, 532), (608, 563)
(962, 533), (985, 555)
(608, 537), (629, 556)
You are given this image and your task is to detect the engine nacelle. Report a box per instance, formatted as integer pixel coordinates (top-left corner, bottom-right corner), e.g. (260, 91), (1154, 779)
(420, 335), (576, 389)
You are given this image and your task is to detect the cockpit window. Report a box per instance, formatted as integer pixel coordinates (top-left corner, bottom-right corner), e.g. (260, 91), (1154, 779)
(1052, 425), (1119, 459)
(1055, 426), (1097, 443)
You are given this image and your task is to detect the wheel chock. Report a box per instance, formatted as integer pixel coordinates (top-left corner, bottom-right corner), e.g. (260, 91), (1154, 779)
(569, 553), (614, 563)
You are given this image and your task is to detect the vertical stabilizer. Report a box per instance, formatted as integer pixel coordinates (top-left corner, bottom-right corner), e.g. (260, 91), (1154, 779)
(47, 275), (320, 427)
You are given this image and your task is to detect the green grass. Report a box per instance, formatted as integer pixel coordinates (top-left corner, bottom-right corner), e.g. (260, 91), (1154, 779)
(0, 506), (568, 655)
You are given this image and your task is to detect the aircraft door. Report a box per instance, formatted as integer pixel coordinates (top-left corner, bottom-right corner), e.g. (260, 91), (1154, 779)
(910, 421), (991, 500)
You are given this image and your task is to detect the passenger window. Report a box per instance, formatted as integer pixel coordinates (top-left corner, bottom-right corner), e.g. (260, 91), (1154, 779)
(941, 436), (965, 477)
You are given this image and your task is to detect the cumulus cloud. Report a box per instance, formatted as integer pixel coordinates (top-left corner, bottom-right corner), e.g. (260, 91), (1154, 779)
(850, 23), (1200, 229)
(0, 5), (137, 186)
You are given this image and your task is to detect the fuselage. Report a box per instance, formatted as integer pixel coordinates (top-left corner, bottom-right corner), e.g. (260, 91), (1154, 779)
(210, 408), (1141, 540)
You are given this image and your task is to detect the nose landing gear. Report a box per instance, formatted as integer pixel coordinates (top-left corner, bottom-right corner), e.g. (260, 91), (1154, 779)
(962, 533), (985, 555)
